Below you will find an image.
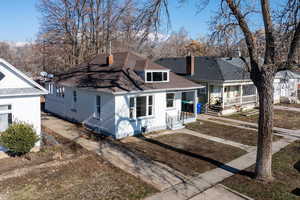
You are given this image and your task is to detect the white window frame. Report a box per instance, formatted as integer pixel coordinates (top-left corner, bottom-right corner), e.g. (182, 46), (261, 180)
(129, 95), (154, 119)
(166, 93), (176, 108)
(145, 70), (169, 83)
(0, 105), (12, 131)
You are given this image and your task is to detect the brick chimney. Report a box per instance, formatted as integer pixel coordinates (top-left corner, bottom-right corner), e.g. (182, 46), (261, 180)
(186, 55), (195, 76)
(107, 54), (114, 65)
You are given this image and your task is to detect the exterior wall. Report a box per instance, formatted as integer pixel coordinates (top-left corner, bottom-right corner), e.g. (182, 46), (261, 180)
(0, 62), (32, 89)
(45, 84), (115, 135)
(114, 90), (194, 139)
(46, 83), (197, 139)
(0, 95), (41, 144)
(273, 78), (299, 103)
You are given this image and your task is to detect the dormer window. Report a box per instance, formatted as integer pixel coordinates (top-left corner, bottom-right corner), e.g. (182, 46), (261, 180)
(145, 71), (169, 83)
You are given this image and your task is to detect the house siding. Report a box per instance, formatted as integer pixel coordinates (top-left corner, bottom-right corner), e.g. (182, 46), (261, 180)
(0, 95), (41, 136)
(0, 61), (32, 88)
(45, 84), (115, 135)
(114, 91), (183, 139)
(46, 83), (197, 139)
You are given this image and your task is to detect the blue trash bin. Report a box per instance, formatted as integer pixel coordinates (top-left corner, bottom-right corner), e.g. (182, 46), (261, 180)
(197, 103), (202, 114)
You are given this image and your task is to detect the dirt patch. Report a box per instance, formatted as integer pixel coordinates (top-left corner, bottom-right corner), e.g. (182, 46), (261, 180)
(222, 140), (300, 200)
(0, 154), (157, 200)
(0, 131), (157, 200)
(225, 109), (300, 130)
(122, 133), (246, 177)
(186, 120), (281, 146)
(0, 133), (86, 176)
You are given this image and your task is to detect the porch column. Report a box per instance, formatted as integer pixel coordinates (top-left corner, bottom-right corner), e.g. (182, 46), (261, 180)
(221, 85), (225, 108)
(194, 90), (197, 117)
(240, 85), (243, 104)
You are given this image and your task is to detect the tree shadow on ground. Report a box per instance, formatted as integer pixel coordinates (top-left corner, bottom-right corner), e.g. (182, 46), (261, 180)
(137, 135), (255, 178)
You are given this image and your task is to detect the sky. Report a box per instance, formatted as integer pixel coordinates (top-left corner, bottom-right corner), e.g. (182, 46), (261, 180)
(0, 0), (284, 43)
(0, 0), (221, 43)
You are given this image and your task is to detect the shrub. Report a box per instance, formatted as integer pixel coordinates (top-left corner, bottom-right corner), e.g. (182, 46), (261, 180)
(0, 122), (39, 156)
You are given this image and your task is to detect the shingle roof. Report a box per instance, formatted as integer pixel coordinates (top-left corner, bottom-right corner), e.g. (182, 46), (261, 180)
(55, 51), (202, 93)
(156, 56), (251, 82)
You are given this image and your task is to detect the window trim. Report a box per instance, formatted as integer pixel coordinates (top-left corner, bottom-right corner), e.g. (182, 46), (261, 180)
(145, 70), (169, 83)
(0, 105), (12, 131)
(129, 95), (154, 119)
(166, 93), (176, 108)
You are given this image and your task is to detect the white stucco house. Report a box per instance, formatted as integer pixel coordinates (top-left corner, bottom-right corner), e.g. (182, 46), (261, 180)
(0, 59), (48, 151)
(45, 51), (203, 139)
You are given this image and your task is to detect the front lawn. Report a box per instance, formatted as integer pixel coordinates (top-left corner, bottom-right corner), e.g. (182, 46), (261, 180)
(186, 120), (281, 146)
(0, 133), (157, 200)
(277, 103), (300, 108)
(122, 133), (246, 177)
(226, 109), (300, 130)
(222, 140), (300, 200)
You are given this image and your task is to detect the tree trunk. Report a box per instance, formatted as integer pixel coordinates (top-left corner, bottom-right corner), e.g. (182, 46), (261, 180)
(255, 69), (275, 181)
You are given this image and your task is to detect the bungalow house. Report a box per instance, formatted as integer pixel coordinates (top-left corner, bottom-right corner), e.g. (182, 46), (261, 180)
(0, 59), (48, 152)
(157, 56), (300, 115)
(156, 56), (258, 115)
(44, 51), (202, 139)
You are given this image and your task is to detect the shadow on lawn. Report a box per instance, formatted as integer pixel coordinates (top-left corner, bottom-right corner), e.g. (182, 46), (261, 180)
(137, 135), (255, 178)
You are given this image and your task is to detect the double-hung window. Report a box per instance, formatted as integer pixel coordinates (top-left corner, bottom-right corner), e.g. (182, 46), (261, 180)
(129, 96), (153, 119)
(145, 71), (168, 82)
(95, 96), (101, 119)
(0, 105), (12, 132)
(166, 93), (175, 108)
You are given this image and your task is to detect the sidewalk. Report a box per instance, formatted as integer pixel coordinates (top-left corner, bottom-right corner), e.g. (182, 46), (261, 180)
(145, 136), (295, 200)
(42, 113), (186, 191)
(275, 105), (300, 112)
(199, 115), (300, 138)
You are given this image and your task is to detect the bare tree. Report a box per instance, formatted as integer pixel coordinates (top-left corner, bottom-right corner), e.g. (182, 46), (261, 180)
(141, 0), (299, 181)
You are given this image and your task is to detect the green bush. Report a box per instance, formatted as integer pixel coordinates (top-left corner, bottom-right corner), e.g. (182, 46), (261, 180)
(0, 122), (39, 156)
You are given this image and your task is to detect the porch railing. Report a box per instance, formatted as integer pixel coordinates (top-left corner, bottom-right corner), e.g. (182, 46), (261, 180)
(223, 95), (257, 106)
(223, 97), (240, 106)
(242, 95), (257, 104)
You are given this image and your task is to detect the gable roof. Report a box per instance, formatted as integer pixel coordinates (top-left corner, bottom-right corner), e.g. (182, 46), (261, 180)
(156, 56), (251, 82)
(55, 51), (202, 94)
(0, 59), (48, 96)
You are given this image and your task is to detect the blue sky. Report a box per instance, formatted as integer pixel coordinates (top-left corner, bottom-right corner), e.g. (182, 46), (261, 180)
(0, 0), (284, 42)
(0, 0), (219, 42)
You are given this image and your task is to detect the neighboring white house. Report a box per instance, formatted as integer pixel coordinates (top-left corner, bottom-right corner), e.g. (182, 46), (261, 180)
(157, 56), (259, 115)
(273, 70), (300, 104)
(157, 56), (300, 115)
(45, 51), (203, 139)
(0, 59), (48, 151)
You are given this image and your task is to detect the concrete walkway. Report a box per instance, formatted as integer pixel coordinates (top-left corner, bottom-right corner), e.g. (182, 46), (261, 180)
(199, 115), (300, 138)
(42, 113), (297, 200)
(175, 129), (255, 152)
(275, 105), (300, 112)
(145, 136), (296, 200)
(144, 129), (255, 152)
(42, 113), (187, 191)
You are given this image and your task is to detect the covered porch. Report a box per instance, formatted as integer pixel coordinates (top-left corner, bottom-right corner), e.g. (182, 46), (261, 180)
(208, 83), (258, 113)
